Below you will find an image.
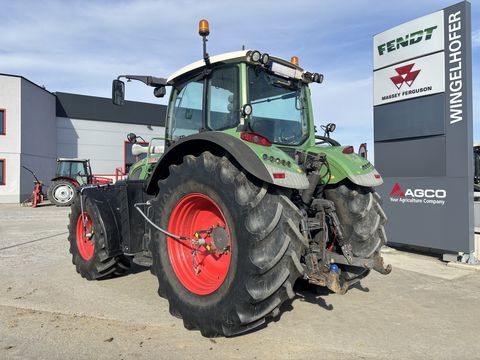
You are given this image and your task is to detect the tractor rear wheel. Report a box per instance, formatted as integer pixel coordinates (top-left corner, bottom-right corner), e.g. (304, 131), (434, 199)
(68, 196), (131, 280)
(48, 180), (77, 206)
(149, 152), (307, 337)
(324, 181), (387, 281)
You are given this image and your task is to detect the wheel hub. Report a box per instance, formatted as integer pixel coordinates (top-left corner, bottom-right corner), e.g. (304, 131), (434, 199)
(76, 212), (94, 260)
(54, 184), (74, 203)
(167, 193), (232, 295)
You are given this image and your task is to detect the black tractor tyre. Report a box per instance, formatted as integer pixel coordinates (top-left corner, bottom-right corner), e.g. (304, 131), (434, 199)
(324, 181), (387, 281)
(48, 179), (77, 207)
(149, 151), (307, 337)
(67, 196), (131, 280)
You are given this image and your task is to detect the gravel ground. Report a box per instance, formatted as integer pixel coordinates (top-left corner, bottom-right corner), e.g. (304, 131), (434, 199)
(1, 203), (479, 359)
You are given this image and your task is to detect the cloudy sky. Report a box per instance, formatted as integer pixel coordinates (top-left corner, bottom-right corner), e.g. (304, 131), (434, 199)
(1, 0), (479, 157)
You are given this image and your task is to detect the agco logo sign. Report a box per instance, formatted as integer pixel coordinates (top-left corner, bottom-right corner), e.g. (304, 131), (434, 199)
(389, 182), (446, 206)
(390, 63), (421, 89)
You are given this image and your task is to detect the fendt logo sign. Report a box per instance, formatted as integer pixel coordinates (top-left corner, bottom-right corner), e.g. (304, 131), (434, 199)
(377, 26), (438, 56)
(373, 11), (444, 70)
(389, 182), (447, 206)
(390, 63), (421, 89)
(373, 11), (445, 70)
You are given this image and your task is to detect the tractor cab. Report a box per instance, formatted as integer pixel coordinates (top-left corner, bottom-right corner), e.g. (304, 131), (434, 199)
(54, 158), (92, 186)
(162, 52), (317, 150)
(161, 50), (323, 150)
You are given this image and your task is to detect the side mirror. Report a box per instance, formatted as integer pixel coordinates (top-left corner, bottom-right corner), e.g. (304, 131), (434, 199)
(326, 123), (336, 133)
(112, 79), (125, 106)
(127, 133), (137, 143)
(154, 86), (166, 98)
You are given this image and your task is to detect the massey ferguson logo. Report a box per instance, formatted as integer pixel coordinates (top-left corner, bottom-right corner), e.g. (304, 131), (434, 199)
(390, 63), (421, 89)
(389, 182), (446, 206)
(381, 62), (432, 102)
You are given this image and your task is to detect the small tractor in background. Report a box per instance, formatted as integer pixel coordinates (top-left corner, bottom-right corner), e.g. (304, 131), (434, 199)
(67, 20), (391, 337)
(48, 159), (111, 206)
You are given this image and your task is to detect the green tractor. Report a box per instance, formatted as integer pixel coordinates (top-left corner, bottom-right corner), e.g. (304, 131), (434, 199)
(68, 20), (390, 337)
(124, 133), (164, 180)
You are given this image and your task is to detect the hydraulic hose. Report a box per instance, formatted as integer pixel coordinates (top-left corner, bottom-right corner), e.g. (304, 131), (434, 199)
(134, 202), (195, 242)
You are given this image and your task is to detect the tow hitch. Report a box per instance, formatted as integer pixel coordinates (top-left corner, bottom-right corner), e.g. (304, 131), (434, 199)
(301, 197), (391, 294)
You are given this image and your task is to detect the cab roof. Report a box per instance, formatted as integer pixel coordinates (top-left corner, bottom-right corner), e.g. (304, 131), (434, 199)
(167, 50), (304, 84)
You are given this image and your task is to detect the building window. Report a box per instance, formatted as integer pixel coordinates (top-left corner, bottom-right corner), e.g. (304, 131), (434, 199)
(124, 141), (148, 173)
(0, 159), (5, 185)
(0, 109), (5, 135)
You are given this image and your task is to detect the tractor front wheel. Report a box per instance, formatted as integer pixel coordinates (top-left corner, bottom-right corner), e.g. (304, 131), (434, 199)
(150, 152), (307, 337)
(68, 196), (131, 280)
(48, 180), (77, 206)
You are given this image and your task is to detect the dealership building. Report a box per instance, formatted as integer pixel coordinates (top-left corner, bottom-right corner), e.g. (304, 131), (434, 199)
(0, 73), (166, 203)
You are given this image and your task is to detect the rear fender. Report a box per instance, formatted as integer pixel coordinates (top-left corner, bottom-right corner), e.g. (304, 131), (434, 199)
(81, 181), (153, 256)
(51, 176), (80, 187)
(308, 146), (383, 187)
(145, 132), (309, 195)
(81, 185), (124, 256)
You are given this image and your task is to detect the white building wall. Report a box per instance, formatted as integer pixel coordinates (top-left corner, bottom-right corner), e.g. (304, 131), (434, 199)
(0, 75), (22, 203)
(56, 117), (164, 176)
(20, 79), (56, 201)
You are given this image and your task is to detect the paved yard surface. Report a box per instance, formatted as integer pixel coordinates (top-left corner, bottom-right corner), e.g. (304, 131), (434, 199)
(1, 203), (479, 359)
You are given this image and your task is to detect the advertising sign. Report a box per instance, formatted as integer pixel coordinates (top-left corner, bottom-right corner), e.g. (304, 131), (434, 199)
(373, 10), (444, 70)
(373, 2), (473, 255)
(374, 52), (445, 105)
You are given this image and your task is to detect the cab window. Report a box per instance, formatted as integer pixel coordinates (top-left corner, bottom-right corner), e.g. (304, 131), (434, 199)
(167, 79), (204, 140)
(208, 65), (239, 130)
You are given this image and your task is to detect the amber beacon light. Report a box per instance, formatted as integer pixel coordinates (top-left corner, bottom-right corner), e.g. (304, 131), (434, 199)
(290, 56), (299, 66)
(199, 19), (210, 36)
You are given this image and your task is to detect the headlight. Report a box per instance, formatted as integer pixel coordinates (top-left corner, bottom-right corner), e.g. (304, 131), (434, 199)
(250, 50), (261, 62)
(315, 73), (324, 83)
(260, 53), (270, 65)
(241, 104), (253, 116)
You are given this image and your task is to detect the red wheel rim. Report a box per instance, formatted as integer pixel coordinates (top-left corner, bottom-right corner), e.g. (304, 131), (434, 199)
(168, 193), (232, 295)
(76, 212), (94, 261)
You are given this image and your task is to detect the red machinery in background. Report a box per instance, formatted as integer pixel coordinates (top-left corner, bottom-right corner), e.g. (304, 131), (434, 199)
(21, 166), (44, 208)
